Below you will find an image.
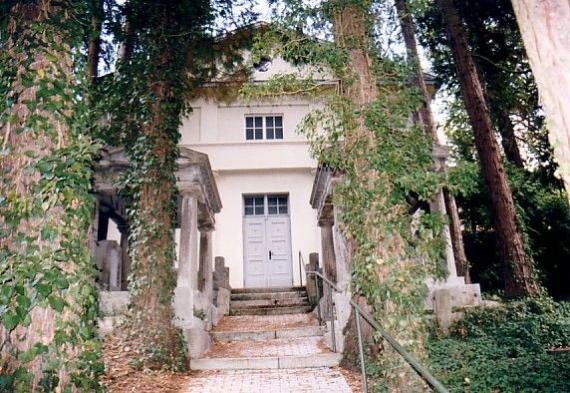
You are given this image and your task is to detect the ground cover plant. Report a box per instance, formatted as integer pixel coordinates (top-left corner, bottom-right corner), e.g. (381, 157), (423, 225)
(427, 298), (570, 393)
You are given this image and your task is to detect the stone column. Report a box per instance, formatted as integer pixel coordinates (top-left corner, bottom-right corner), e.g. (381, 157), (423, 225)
(198, 229), (213, 303)
(431, 145), (462, 285)
(89, 197), (100, 255)
(320, 220), (337, 283)
(118, 223), (130, 291)
(431, 190), (459, 280)
(174, 193), (199, 326)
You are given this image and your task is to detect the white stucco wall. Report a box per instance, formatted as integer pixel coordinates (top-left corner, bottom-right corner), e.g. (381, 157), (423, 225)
(208, 169), (321, 288)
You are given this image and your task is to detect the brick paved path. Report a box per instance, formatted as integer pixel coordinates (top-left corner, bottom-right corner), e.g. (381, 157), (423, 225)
(184, 368), (352, 393)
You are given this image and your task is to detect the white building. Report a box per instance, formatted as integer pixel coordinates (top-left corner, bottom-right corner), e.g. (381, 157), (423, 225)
(181, 54), (335, 289)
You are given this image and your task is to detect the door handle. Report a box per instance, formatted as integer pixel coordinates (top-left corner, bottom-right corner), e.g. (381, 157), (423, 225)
(269, 250), (272, 260)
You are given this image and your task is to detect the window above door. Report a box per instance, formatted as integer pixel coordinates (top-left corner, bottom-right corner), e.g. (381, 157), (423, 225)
(245, 115), (283, 141)
(244, 194), (289, 216)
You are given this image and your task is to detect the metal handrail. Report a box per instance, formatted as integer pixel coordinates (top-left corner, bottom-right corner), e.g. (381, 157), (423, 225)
(305, 269), (449, 393)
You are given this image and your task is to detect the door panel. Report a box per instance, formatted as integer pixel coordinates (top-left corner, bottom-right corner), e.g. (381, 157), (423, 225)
(266, 217), (293, 287)
(243, 218), (267, 288)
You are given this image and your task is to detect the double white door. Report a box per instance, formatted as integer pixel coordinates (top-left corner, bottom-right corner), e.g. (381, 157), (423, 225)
(243, 195), (293, 288)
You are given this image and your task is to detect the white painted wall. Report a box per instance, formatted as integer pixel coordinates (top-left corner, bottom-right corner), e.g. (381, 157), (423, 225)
(208, 170), (321, 288)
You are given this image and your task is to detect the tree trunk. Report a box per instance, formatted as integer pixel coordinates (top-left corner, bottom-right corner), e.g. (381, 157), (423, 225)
(0, 1), (100, 390)
(128, 75), (184, 368)
(496, 108), (525, 167)
(510, 0), (570, 198)
(332, 4), (425, 391)
(394, 0), (437, 141)
(395, 0), (471, 281)
(437, 0), (541, 297)
(87, 0), (104, 83)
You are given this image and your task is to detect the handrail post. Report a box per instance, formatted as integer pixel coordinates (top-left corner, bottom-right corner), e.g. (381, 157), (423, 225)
(298, 251), (303, 287)
(328, 282), (337, 353)
(315, 276), (322, 325)
(355, 308), (368, 393)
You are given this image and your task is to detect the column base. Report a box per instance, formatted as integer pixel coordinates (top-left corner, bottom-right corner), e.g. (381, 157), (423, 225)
(425, 277), (482, 310)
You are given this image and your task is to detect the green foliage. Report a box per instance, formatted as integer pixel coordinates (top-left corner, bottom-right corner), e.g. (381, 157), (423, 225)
(0, 1), (103, 390)
(449, 161), (570, 297)
(427, 299), (570, 392)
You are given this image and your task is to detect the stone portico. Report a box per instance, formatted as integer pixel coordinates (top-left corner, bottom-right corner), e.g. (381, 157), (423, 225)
(94, 146), (228, 358)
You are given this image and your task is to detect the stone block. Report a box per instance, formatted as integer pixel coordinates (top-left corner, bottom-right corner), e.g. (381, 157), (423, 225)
(215, 287), (231, 317)
(99, 291), (129, 316)
(434, 288), (452, 330)
(214, 256), (230, 290)
(173, 286), (194, 326)
(98, 315), (125, 337)
(182, 319), (211, 358)
(278, 353), (342, 369)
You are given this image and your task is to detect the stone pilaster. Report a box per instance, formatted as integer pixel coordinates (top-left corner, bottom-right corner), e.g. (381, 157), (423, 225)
(198, 229), (214, 303)
(174, 192), (199, 326)
(320, 221), (338, 283)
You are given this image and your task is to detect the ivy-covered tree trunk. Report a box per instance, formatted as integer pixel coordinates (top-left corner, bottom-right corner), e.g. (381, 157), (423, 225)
(395, 0), (471, 282)
(330, 2), (434, 390)
(437, 0), (541, 297)
(108, 0), (215, 369)
(510, 0), (570, 197)
(0, 1), (101, 391)
(126, 67), (184, 368)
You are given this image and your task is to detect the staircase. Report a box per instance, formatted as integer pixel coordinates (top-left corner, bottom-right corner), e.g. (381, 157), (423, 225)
(229, 286), (312, 316)
(189, 286), (342, 371)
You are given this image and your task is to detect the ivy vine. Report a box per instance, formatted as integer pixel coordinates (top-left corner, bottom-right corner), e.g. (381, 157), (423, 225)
(0, 2), (103, 391)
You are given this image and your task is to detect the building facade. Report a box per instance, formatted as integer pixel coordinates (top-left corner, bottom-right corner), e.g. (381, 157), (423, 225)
(181, 55), (333, 288)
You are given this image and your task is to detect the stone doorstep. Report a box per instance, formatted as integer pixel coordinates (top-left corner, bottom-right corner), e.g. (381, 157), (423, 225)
(231, 286), (306, 294)
(230, 292), (309, 301)
(229, 305), (313, 316)
(230, 299), (310, 309)
(211, 326), (326, 342)
(189, 353), (342, 370)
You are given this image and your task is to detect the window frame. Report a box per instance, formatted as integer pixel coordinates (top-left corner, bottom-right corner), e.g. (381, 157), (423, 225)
(243, 194), (289, 217)
(244, 115), (284, 141)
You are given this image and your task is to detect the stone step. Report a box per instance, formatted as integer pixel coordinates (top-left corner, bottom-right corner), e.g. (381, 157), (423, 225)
(189, 353), (342, 370)
(230, 305), (313, 316)
(231, 291), (308, 301)
(230, 298), (309, 309)
(189, 336), (341, 370)
(214, 313), (320, 332)
(211, 325), (326, 342)
(231, 286), (306, 294)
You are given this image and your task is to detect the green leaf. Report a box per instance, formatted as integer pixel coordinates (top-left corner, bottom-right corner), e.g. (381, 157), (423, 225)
(48, 296), (65, 312)
(2, 310), (21, 331)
